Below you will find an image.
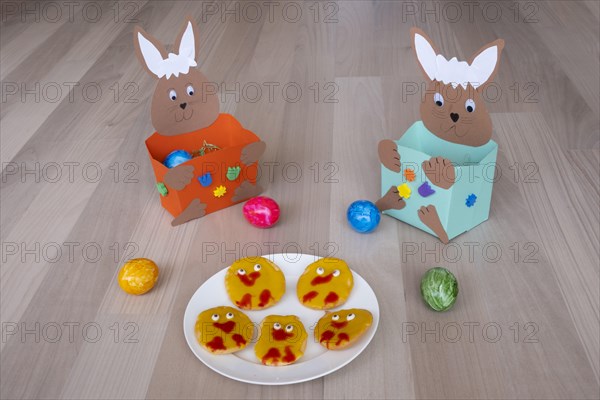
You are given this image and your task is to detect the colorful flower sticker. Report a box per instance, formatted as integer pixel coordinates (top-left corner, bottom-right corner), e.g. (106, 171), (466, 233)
(465, 194), (477, 207)
(198, 172), (212, 187)
(418, 181), (435, 197)
(404, 168), (416, 182)
(397, 183), (411, 199)
(156, 182), (168, 197)
(213, 185), (227, 198)
(226, 166), (241, 181)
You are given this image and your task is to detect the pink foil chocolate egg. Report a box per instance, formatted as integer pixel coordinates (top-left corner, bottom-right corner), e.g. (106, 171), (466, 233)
(242, 196), (280, 228)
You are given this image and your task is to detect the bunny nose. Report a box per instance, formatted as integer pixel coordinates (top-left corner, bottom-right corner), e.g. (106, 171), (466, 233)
(450, 113), (459, 123)
(179, 103), (187, 110)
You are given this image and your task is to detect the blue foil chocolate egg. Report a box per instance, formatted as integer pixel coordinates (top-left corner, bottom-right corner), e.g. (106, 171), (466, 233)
(164, 150), (192, 168)
(347, 200), (381, 233)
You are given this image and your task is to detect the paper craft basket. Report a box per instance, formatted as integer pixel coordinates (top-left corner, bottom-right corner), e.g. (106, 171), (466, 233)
(145, 114), (261, 218)
(381, 121), (498, 241)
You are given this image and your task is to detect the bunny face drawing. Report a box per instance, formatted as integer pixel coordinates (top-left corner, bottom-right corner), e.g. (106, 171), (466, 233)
(413, 28), (504, 147)
(134, 17), (265, 226)
(134, 18), (219, 135)
(376, 28), (504, 243)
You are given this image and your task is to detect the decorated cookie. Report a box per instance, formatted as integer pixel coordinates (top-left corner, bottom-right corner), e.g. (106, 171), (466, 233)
(225, 257), (286, 310)
(195, 306), (253, 354)
(255, 315), (308, 366)
(296, 258), (354, 310)
(315, 309), (373, 350)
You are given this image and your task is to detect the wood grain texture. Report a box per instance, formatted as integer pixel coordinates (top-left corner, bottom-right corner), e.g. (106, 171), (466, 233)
(1, 1), (598, 399)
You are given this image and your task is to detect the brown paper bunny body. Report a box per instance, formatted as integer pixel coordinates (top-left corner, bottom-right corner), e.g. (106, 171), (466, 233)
(134, 17), (265, 226)
(377, 28), (504, 243)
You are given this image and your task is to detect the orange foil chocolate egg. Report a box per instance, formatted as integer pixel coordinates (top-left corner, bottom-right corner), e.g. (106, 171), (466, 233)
(296, 258), (354, 310)
(225, 257), (285, 310)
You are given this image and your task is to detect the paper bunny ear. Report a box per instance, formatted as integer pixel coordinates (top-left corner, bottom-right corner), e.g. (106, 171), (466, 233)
(410, 27), (504, 89)
(411, 27), (439, 82)
(174, 17), (199, 64)
(468, 39), (505, 89)
(134, 26), (168, 79)
(133, 17), (199, 80)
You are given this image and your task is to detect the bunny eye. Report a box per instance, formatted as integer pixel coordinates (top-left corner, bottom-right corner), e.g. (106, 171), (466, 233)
(465, 99), (475, 112)
(273, 323), (281, 330)
(226, 312), (234, 319)
(254, 264), (261, 271)
(332, 314), (340, 321)
(237, 268), (246, 275)
(169, 89), (177, 101)
(316, 267), (325, 275)
(434, 92), (444, 107)
(211, 314), (219, 321)
(285, 325), (294, 332)
(333, 269), (341, 277)
(186, 85), (195, 96)
(347, 313), (356, 321)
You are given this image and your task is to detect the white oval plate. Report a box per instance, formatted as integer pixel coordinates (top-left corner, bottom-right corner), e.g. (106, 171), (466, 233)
(183, 253), (379, 385)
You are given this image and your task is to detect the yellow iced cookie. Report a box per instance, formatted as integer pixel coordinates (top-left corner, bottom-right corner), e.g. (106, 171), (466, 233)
(315, 308), (373, 350)
(255, 315), (308, 366)
(195, 306), (253, 354)
(225, 257), (285, 310)
(118, 258), (159, 295)
(296, 258), (354, 310)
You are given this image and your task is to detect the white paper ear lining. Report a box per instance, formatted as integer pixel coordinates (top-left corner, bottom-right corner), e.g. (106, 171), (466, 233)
(137, 23), (198, 80)
(414, 32), (499, 89)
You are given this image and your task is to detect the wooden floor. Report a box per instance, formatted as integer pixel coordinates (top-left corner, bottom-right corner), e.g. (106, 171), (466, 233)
(1, 1), (599, 399)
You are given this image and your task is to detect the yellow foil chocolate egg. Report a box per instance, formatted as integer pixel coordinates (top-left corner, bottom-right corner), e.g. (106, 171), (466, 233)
(118, 258), (159, 295)
(296, 257), (354, 310)
(255, 315), (308, 366)
(315, 308), (373, 350)
(225, 257), (286, 310)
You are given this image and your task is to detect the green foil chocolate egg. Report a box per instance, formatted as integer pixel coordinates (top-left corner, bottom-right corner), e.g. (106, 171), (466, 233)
(420, 267), (458, 312)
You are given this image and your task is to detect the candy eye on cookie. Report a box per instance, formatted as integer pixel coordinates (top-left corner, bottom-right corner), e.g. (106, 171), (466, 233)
(347, 313), (355, 321)
(226, 312), (234, 319)
(333, 269), (340, 277)
(316, 267), (324, 275)
(211, 314), (219, 321)
(273, 322), (281, 330)
(254, 264), (261, 271)
(332, 314), (340, 321)
(285, 324), (294, 332)
(237, 268), (246, 275)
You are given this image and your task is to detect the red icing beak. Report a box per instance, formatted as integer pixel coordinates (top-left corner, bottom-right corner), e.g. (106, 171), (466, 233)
(272, 329), (293, 341)
(311, 273), (333, 286)
(238, 271), (261, 286)
(213, 321), (236, 333)
(331, 321), (348, 329)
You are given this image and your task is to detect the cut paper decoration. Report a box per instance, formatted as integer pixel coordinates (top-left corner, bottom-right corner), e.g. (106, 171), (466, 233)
(377, 27), (504, 243)
(465, 194), (477, 207)
(418, 181), (435, 197)
(198, 172), (212, 187)
(134, 16), (266, 226)
(213, 185), (227, 198)
(156, 182), (168, 197)
(413, 29), (503, 90)
(226, 166), (241, 181)
(397, 183), (412, 199)
(136, 21), (197, 79)
(404, 168), (416, 182)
